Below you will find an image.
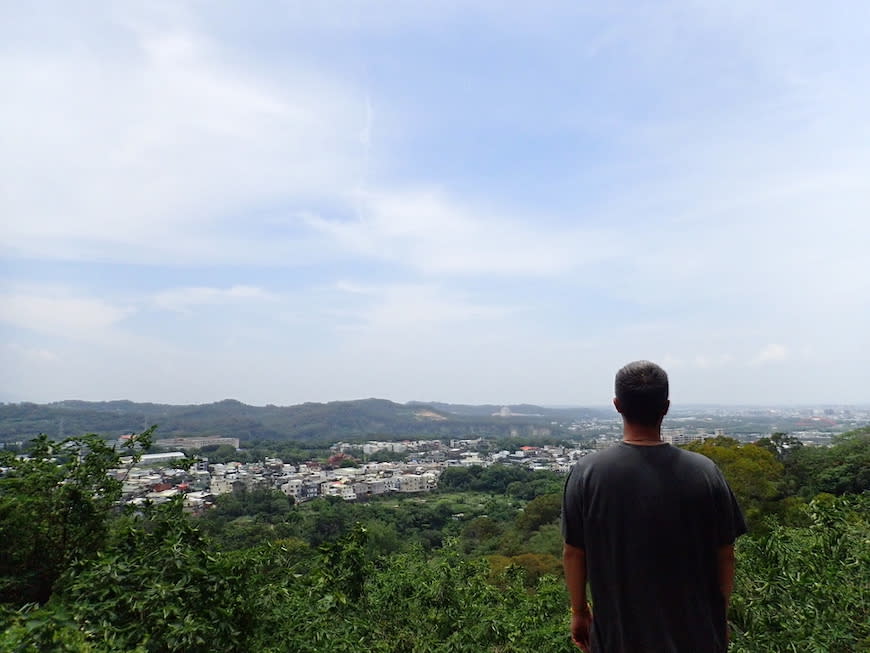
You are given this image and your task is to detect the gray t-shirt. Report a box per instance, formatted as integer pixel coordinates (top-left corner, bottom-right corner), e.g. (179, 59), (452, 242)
(561, 442), (747, 653)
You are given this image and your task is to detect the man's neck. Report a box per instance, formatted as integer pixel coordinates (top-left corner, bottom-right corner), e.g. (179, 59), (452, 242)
(622, 423), (665, 446)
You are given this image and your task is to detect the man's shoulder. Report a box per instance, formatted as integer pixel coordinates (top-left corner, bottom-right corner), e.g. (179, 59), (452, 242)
(572, 445), (618, 466)
(569, 443), (633, 474)
(570, 443), (721, 475)
(672, 446), (720, 472)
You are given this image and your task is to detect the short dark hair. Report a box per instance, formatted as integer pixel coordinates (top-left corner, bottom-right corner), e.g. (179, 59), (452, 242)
(614, 360), (669, 426)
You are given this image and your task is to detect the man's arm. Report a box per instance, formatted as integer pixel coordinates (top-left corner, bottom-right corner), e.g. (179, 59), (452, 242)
(563, 542), (592, 651)
(717, 544), (735, 607)
(717, 544), (736, 644)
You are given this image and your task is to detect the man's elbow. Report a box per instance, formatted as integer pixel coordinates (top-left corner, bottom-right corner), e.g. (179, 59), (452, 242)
(563, 541), (585, 560)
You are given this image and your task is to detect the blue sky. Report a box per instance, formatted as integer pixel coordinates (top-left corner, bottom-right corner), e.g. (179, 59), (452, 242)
(2, 1), (869, 406)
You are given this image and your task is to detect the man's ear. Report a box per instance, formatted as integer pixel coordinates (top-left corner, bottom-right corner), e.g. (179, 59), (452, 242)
(613, 397), (622, 414)
(662, 399), (670, 418)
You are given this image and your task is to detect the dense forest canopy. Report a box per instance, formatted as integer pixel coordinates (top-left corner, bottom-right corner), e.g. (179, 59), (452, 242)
(0, 427), (867, 651)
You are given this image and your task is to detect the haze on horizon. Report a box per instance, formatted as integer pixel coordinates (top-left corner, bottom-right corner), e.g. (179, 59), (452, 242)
(2, 2), (869, 407)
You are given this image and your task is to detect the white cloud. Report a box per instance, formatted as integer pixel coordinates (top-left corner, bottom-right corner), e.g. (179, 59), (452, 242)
(1, 2), (869, 405)
(308, 188), (617, 277)
(4, 343), (59, 364)
(153, 285), (277, 314)
(0, 289), (134, 340)
(754, 344), (789, 364)
(333, 281), (516, 332)
(692, 354), (734, 370)
(0, 4), (366, 264)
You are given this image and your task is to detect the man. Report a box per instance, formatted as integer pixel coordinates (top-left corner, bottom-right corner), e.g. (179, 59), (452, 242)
(561, 361), (746, 652)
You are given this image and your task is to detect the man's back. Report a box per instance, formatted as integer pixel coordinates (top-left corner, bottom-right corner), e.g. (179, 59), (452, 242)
(561, 442), (746, 653)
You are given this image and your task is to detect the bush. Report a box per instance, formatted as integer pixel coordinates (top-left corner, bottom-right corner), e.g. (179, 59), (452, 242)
(730, 495), (870, 652)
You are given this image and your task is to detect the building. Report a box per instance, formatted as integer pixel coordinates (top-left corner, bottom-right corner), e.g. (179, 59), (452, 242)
(395, 474), (427, 493)
(134, 452), (187, 466)
(662, 429), (709, 446)
(155, 436), (240, 450)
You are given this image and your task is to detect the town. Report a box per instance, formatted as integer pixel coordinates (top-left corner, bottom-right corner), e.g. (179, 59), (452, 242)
(115, 436), (582, 512)
(112, 415), (807, 511)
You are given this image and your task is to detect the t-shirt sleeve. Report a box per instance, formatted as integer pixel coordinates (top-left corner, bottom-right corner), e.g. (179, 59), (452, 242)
(715, 470), (748, 545)
(561, 465), (585, 549)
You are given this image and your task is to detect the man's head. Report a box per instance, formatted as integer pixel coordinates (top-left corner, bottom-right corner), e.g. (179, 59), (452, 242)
(613, 360), (670, 427)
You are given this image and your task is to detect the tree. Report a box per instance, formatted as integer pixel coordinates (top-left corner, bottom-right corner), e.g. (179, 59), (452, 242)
(0, 428), (154, 604)
(515, 493), (562, 533)
(437, 466), (478, 491)
(61, 499), (283, 652)
(811, 428), (870, 495)
(783, 427), (870, 498)
(729, 495), (870, 652)
(206, 487), (293, 521)
(755, 432), (803, 462)
(463, 516), (502, 541)
(197, 443), (240, 463)
(684, 437), (784, 529)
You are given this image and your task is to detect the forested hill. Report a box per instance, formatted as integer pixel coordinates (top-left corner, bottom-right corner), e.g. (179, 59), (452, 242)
(0, 398), (606, 443)
(407, 401), (603, 419)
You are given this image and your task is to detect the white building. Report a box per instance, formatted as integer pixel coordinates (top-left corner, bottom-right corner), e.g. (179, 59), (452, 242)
(281, 478), (304, 499)
(127, 451), (187, 466)
(396, 474), (427, 493)
(210, 476), (234, 495)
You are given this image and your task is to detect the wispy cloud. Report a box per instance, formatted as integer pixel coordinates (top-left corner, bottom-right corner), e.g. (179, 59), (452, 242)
(4, 343), (60, 364)
(333, 282), (517, 333)
(308, 188), (617, 277)
(0, 287), (134, 340)
(153, 285), (278, 314)
(754, 344), (789, 364)
(1, 2), (869, 404)
(0, 5), (366, 265)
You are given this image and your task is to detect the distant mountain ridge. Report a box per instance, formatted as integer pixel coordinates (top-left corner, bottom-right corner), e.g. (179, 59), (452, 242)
(408, 401), (603, 419)
(0, 398), (608, 443)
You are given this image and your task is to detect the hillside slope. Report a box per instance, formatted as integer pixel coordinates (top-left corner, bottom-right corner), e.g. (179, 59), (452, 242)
(0, 398), (594, 442)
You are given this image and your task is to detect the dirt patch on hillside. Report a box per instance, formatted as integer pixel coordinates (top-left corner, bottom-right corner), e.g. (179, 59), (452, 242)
(415, 409), (448, 421)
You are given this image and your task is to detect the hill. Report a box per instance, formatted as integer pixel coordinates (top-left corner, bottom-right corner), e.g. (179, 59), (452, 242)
(409, 401), (607, 420)
(0, 398), (602, 443)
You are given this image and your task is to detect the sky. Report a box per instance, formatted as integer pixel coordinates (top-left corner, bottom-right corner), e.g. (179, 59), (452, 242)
(2, 1), (869, 407)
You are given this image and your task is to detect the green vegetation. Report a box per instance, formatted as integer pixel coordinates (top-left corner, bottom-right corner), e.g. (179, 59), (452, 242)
(687, 428), (870, 529)
(779, 428), (870, 496)
(438, 464), (564, 497)
(1, 428), (868, 651)
(0, 428), (156, 605)
(0, 399), (579, 443)
(730, 494), (870, 653)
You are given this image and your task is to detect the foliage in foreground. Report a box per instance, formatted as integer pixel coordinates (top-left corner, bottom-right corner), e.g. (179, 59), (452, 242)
(1, 430), (868, 652)
(2, 495), (867, 653)
(1, 503), (576, 653)
(0, 429), (155, 604)
(729, 494), (870, 653)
